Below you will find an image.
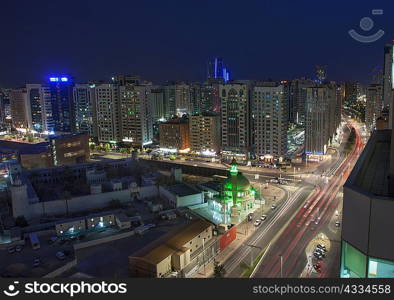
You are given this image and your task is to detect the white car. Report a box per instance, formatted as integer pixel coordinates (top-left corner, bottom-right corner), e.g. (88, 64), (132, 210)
(254, 220), (262, 227)
(271, 204), (277, 210)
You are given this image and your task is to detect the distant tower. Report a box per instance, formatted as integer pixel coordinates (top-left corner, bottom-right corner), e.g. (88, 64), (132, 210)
(207, 58), (230, 83)
(315, 65), (327, 84)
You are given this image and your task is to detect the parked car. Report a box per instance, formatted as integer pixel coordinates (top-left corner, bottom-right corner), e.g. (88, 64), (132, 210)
(316, 244), (327, 251)
(56, 251), (66, 260)
(48, 236), (58, 244)
(271, 204), (277, 210)
(269, 178), (279, 184)
(15, 245), (23, 252)
(33, 258), (40, 267)
(313, 252), (323, 259)
(335, 221), (341, 227)
(254, 220), (262, 227)
(7, 246), (15, 254)
(260, 215), (267, 221)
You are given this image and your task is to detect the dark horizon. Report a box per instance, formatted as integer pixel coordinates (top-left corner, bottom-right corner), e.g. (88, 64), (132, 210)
(1, 0), (393, 87)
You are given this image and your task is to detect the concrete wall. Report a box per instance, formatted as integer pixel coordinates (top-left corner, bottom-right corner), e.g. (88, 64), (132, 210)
(43, 258), (78, 278)
(73, 230), (135, 250)
(19, 185), (159, 220)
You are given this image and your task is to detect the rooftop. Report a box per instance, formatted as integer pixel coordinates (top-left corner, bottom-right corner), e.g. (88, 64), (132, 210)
(0, 140), (49, 154)
(130, 218), (212, 265)
(347, 129), (391, 197)
(165, 184), (201, 197)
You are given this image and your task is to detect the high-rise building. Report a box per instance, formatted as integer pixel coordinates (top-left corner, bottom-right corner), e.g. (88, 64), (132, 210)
(252, 82), (288, 160)
(73, 84), (95, 135)
(45, 76), (75, 133)
(175, 83), (190, 116)
(163, 84), (177, 118)
(220, 83), (250, 156)
(149, 87), (166, 122)
(25, 84), (43, 132)
(9, 88), (28, 129)
(340, 127), (394, 278)
(344, 82), (360, 105)
(112, 75), (141, 86)
(189, 83), (202, 115)
(283, 78), (315, 125)
(305, 83), (340, 156)
(201, 83), (220, 113)
(189, 113), (221, 154)
(207, 57), (230, 82)
(93, 83), (121, 144)
(159, 118), (190, 151)
(316, 65), (327, 83)
(365, 84), (383, 132)
(119, 84), (153, 147)
(383, 44), (394, 127)
(383, 44), (394, 107)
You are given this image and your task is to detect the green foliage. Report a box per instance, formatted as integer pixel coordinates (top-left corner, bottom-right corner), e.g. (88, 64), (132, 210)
(213, 260), (226, 278)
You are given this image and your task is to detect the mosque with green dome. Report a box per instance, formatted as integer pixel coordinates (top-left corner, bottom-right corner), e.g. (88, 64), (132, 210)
(211, 159), (263, 223)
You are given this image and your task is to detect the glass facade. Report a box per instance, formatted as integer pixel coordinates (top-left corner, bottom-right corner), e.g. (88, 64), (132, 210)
(340, 241), (366, 278)
(368, 257), (394, 278)
(340, 241), (394, 278)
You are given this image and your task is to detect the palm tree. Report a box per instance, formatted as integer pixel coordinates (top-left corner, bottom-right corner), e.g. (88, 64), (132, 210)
(213, 260), (226, 278)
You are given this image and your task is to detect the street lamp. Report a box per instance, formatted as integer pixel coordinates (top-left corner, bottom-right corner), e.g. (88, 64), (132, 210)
(202, 237), (206, 275)
(279, 254), (283, 278)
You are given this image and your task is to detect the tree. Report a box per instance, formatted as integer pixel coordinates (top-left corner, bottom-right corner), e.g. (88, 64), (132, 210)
(213, 260), (226, 278)
(15, 216), (28, 227)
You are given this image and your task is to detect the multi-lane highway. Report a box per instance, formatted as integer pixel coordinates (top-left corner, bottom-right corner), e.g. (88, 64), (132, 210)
(252, 123), (364, 278)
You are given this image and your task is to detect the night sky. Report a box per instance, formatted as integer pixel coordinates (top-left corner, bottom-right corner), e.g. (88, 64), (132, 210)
(1, 0), (393, 87)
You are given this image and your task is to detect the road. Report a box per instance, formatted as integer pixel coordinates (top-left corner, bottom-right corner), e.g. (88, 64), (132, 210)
(223, 183), (315, 277)
(252, 122), (364, 278)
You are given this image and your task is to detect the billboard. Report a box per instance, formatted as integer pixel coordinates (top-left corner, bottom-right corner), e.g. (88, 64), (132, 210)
(219, 225), (237, 251)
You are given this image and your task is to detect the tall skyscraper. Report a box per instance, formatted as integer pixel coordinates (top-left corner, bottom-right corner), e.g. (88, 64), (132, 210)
(45, 76), (75, 133)
(220, 83), (250, 156)
(25, 84), (43, 132)
(207, 58), (230, 82)
(9, 88), (28, 129)
(305, 83), (340, 156)
(73, 84), (95, 135)
(252, 82), (288, 160)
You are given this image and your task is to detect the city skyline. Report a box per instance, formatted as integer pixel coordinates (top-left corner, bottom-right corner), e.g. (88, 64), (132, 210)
(1, 0), (394, 87)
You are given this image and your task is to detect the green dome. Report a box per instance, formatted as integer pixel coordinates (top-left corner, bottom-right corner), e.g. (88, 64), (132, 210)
(224, 158), (250, 191)
(224, 172), (250, 191)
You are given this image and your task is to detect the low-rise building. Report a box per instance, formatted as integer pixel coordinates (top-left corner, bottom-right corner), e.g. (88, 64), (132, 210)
(129, 218), (213, 277)
(160, 184), (204, 208)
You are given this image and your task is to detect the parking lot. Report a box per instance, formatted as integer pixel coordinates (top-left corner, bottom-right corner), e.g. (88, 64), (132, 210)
(0, 233), (75, 277)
